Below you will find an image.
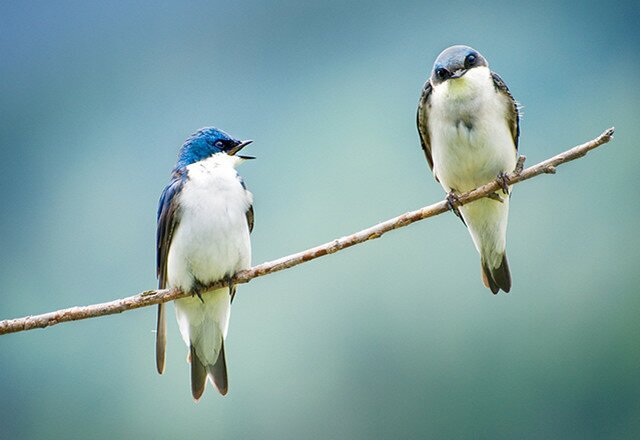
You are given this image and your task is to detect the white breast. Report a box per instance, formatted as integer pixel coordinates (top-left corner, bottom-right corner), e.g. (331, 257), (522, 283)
(167, 153), (253, 292)
(428, 66), (516, 193)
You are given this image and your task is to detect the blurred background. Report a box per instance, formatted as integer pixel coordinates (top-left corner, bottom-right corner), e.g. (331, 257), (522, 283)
(1, 0), (638, 438)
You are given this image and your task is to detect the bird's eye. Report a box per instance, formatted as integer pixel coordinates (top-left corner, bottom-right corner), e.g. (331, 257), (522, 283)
(214, 140), (225, 149)
(435, 67), (450, 80)
(465, 53), (477, 68)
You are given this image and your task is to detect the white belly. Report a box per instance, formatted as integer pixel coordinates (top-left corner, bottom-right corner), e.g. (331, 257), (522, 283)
(166, 154), (252, 363)
(427, 66), (517, 268)
(428, 66), (516, 193)
(167, 156), (252, 292)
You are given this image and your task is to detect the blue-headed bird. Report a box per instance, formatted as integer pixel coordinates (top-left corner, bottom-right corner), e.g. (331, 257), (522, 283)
(155, 127), (254, 399)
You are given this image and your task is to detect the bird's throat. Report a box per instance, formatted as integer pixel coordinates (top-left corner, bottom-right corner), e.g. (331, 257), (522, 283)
(447, 77), (473, 98)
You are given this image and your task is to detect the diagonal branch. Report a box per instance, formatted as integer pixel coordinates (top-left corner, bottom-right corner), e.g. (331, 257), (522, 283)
(0, 127), (615, 336)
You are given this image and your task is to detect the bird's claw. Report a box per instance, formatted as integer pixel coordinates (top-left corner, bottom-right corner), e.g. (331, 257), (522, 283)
(226, 274), (238, 303)
(446, 192), (463, 220)
(225, 274), (234, 297)
(191, 280), (206, 303)
(496, 172), (510, 195)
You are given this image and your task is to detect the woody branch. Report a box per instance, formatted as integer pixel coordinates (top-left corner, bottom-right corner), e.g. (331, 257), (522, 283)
(0, 127), (615, 336)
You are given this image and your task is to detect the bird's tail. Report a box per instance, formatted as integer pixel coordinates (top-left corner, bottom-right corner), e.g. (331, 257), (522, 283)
(190, 339), (228, 400)
(156, 304), (166, 374)
(460, 196), (512, 294)
(175, 288), (231, 400)
(481, 253), (511, 294)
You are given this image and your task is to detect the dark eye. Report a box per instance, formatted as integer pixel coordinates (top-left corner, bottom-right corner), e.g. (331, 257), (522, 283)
(214, 140), (225, 149)
(465, 53), (477, 68)
(435, 67), (450, 80)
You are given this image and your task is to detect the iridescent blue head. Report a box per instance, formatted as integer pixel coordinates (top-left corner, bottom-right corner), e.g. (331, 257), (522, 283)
(175, 127), (253, 169)
(430, 45), (488, 85)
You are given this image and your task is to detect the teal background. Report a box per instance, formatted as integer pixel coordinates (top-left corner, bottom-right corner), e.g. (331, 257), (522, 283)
(1, 1), (639, 438)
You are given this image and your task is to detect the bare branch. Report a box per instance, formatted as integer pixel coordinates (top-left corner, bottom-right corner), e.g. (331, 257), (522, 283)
(0, 128), (615, 336)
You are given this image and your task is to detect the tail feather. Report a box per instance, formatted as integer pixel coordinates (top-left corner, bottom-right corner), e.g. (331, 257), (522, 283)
(481, 253), (511, 294)
(156, 304), (166, 374)
(207, 339), (228, 396)
(190, 344), (207, 401)
(189, 338), (229, 400)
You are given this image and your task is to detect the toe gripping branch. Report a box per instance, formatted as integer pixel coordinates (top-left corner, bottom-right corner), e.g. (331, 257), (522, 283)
(191, 279), (207, 303)
(446, 191), (464, 221)
(496, 171), (510, 195)
(485, 172), (510, 203)
(489, 156), (526, 203)
(226, 274), (237, 303)
(188, 274), (236, 304)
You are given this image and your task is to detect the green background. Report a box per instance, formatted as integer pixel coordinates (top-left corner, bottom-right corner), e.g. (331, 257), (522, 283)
(1, 1), (638, 438)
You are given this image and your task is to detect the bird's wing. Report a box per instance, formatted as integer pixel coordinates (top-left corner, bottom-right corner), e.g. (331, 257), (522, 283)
(238, 175), (254, 234)
(155, 170), (184, 374)
(156, 170), (185, 288)
(416, 79), (436, 175)
(230, 175), (254, 305)
(246, 205), (254, 234)
(491, 72), (520, 151)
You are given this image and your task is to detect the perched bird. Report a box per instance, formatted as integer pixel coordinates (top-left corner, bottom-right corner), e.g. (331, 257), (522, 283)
(155, 127), (255, 400)
(417, 45), (520, 293)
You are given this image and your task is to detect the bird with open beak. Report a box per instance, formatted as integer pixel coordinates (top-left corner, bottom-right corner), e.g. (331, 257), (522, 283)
(155, 127), (255, 399)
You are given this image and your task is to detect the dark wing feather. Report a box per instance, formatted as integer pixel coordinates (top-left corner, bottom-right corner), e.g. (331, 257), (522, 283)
(238, 175), (254, 234)
(155, 169), (185, 374)
(246, 205), (254, 234)
(230, 175), (253, 305)
(156, 170), (185, 288)
(416, 80), (435, 173)
(491, 72), (520, 151)
(229, 202), (252, 306)
(231, 203), (252, 304)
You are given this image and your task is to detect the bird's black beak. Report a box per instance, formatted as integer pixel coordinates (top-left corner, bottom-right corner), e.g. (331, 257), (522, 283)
(227, 139), (254, 158)
(450, 69), (468, 79)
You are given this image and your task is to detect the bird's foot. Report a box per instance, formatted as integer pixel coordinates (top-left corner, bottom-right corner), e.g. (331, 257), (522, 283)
(191, 280), (206, 303)
(446, 192), (463, 220)
(487, 192), (504, 203)
(225, 274), (234, 297)
(496, 172), (510, 195)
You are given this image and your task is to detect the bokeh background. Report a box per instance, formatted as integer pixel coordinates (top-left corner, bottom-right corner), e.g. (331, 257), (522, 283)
(1, 1), (639, 438)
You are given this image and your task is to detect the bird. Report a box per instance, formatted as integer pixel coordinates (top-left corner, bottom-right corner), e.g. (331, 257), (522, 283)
(155, 126), (255, 400)
(416, 45), (520, 294)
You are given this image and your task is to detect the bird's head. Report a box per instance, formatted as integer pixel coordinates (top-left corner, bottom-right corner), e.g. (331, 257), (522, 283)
(176, 127), (253, 169)
(430, 45), (488, 86)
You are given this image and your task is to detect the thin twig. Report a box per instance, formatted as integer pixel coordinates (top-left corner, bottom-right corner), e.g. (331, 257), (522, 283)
(0, 127), (615, 335)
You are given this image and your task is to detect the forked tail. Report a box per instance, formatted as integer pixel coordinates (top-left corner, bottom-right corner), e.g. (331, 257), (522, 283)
(190, 339), (228, 400)
(481, 253), (511, 294)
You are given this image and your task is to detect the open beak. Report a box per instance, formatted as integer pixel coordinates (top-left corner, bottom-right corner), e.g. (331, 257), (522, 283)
(450, 69), (468, 79)
(227, 139), (253, 157)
